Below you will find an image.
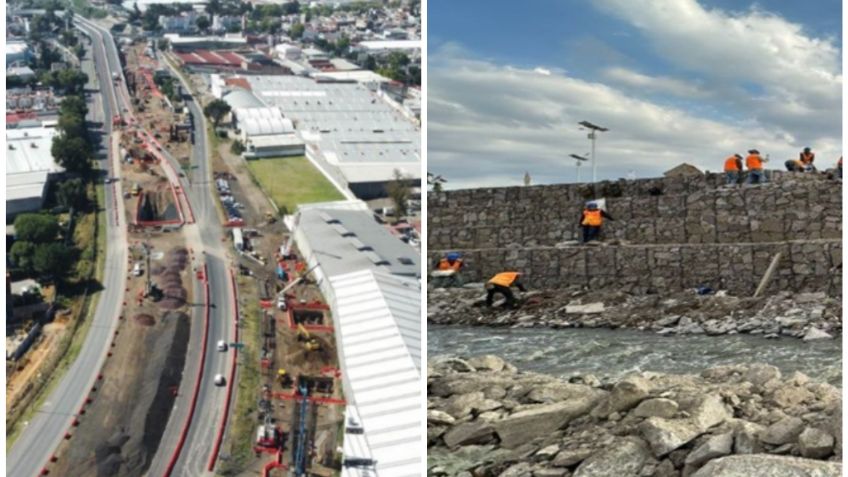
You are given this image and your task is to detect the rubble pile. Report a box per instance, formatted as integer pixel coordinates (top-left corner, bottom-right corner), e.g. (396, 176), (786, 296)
(427, 286), (841, 340)
(428, 356), (842, 477)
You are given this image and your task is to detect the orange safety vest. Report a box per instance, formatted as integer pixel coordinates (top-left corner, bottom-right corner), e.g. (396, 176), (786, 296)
(438, 258), (463, 272)
(800, 152), (815, 164)
(489, 272), (520, 287)
(582, 209), (603, 227)
(746, 154), (763, 170)
(724, 156), (740, 172)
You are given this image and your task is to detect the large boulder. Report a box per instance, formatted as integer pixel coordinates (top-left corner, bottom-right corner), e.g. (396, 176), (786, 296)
(759, 416), (804, 445)
(427, 410), (456, 426)
(591, 375), (650, 416)
(639, 394), (730, 457)
(445, 392), (501, 418)
(632, 398), (679, 419)
(526, 382), (604, 404)
(691, 455), (842, 477)
(467, 355), (507, 372)
(573, 437), (651, 477)
(684, 432), (733, 467)
(494, 396), (602, 449)
(442, 421), (496, 448)
(797, 427), (835, 459)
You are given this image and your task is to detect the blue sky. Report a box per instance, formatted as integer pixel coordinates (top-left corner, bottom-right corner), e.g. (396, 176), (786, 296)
(428, 0), (843, 189)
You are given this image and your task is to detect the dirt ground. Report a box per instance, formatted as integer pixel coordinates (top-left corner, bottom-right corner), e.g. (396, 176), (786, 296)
(51, 241), (197, 476)
(5, 317), (67, 413)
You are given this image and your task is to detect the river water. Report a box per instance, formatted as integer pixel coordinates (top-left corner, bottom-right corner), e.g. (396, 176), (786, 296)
(429, 326), (841, 386)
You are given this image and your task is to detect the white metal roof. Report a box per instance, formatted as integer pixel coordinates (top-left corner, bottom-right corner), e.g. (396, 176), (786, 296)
(331, 269), (421, 477)
(223, 89), (264, 109)
(247, 133), (304, 148)
(357, 40), (421, 51)
(7, 126), (60, 175)
(234, 106), (295, 136)
(7, 170), (49, 202)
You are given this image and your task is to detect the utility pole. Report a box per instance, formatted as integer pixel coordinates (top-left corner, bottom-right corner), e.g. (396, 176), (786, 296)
(578, 121), (609, 183)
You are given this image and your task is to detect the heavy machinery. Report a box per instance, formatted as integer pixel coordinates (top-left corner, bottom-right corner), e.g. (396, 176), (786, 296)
(296, 324), (320, 352)
(277, 368), (293, 387)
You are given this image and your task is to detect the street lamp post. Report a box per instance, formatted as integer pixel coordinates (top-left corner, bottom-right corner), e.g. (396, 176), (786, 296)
(569, 154), (589, 183)
(578, 121), (609, 183)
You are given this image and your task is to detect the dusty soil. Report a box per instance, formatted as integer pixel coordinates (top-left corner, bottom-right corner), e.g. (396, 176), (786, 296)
(52, 240), (196, 476)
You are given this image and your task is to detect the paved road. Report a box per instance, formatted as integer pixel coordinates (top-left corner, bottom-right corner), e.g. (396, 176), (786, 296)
(6, 21), (129, 477)
(69, 21), (240, 477)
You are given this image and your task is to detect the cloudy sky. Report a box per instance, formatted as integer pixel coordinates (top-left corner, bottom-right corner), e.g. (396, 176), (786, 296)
(428, 0), (842, 189)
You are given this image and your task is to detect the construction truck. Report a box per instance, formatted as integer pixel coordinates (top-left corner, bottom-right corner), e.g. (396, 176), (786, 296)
(296, 324), (320, 352)
(277, 368), (293, 387)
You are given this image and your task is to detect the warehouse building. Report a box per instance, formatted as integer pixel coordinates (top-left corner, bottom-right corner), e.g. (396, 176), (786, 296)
(6, 125), (63, 219)
(288, 200), (420, 477)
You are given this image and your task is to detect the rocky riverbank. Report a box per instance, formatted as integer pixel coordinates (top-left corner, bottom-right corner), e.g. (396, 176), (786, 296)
(428, 355), (842, 477)
(427, 286), (841, 340)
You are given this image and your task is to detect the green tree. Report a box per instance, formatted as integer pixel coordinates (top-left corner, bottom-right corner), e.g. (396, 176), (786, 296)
(196, 15), (211, 31)
(57, 178), (88, 210)
(203, 99), (231, 127)
(59, 95), (89, 119)
(386, 169), (410, 218)
(230, 139), (245, 155)
(282, 0), (300, 15)
(14, 214), (60, 243)
(9, 241), (36, 274)
(52, 135), (92, 172)
(206, 0), (221, 16)
(157, 38), (170, 50)
(290, 22), (304, 39)
(74, 43), (86, 60)
(33, 243), (73, 278)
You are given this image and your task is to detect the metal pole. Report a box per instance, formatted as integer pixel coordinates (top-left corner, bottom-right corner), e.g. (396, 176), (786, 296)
(591, 132), (597, 183)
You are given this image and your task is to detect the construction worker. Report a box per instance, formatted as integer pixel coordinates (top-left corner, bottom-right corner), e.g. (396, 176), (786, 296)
(785, 159), (806, 172)
(432, 252), (464, 287)
(580, 202), (614, 243)
(838, 157), (843, 179)
(485, 272), (526, 308)
(799, 147), (816, 170)
(745, 149), (766, 184)
(723, 154), (743, 185)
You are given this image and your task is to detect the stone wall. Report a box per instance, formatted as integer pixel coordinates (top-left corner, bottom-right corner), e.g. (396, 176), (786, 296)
(429, 172), (842, 296)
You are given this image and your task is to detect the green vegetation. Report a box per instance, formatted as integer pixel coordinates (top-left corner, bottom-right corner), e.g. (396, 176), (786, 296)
(203, 98), (232, 128)
(386, 168), (412, 217)
(246, 156), (345, 212)
(219, 275), (262, 473)
(52, 95), (94, 173)
(230, 139), (245, 155)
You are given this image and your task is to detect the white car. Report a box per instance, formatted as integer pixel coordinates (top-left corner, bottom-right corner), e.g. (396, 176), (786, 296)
(214, 374), (226, 386)
(217, 340), (228, 352)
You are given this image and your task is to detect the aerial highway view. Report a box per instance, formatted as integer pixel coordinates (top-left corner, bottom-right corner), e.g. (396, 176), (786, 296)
(6, 1), (422, 476)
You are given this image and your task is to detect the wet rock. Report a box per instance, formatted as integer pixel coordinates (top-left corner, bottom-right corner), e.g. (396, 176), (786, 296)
(797, 427), (834, 459)
(803, 328), (833, 341)
(732, 420), (764, 454)
(527, 383), (605, 404)
(573, 437), (650, 477)
(691, 455), (842, 477)
(759, 416), (804, 445)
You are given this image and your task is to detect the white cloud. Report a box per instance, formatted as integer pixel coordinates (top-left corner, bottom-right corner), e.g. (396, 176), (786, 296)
(592, 0), (841, 140)
(603, 67), (708, 98)
(429, 44), (841, 190)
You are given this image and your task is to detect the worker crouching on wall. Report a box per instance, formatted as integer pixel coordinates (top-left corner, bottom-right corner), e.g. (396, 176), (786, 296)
(580, 202), (614, 243)
(486, 272), (526, 308)
(432, 252), (464, 287)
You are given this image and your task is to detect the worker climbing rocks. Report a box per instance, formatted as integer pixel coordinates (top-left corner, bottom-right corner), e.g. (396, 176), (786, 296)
(485, 272), (526, 308)
(745, 149), (767, 185)
(799, 147), (816, 170)
(432, 252), (464, 287)
(580, 202), (614, 243)
(723, 154), (743, 186)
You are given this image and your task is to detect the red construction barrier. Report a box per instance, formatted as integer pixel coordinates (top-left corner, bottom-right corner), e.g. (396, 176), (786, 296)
(206, 269), (240, 471)
(162, 264), (210, 477)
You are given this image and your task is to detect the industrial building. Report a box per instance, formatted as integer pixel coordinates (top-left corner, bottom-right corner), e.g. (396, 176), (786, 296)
(236, 75), (421, 199)
(288, 200), (421, 477)
(6, 125), (63, 218)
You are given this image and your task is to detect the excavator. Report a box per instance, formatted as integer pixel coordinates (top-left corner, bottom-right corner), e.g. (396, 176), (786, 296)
(296, 324), (320, 352)
(277, 368), (293, 387)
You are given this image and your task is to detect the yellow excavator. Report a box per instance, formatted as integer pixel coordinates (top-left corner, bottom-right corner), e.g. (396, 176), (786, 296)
(296, 324), (320, 352)
(277, 368), (293, 387)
